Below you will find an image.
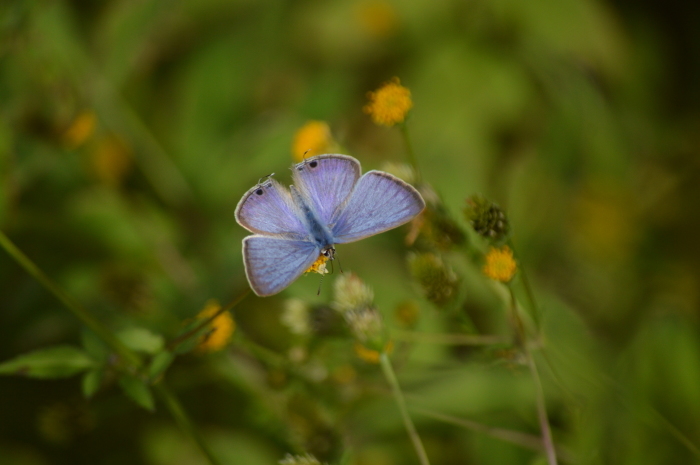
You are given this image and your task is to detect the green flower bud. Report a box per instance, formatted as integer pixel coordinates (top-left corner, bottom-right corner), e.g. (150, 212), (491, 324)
(408, 253), (460, 307)
(464, 194), (510, 242)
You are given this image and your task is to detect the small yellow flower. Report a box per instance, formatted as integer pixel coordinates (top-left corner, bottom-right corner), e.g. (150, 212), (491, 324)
(196, 300), (235, 353)
(354, 341), (393, 364)
(305, 253), (330, 275)
(356, 0), (398, 38)
(363, 77), (413, 126)
(64, 110), (97, 148)
(292, 121), (336, 162)
(91, 134), (133, 186)
(483, 246), (517, 283)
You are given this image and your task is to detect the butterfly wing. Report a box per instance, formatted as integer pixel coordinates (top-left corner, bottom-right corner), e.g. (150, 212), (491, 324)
(235, 178), (308, 239)
(242, 235), (320, 296)
(331, 170), (425, 244)
(292, 154), (361, 226)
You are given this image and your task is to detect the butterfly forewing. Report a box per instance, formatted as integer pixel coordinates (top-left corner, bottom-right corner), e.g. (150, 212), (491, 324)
(242, 236), (320, 296)
(292, 154), (361, 226)
(235, 178), (308, 239)
(331, 171), (425, 244)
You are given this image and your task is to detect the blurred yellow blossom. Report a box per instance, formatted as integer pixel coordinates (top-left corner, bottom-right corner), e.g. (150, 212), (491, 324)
(364, 77), (412, 126)
(356, 0), (398, 38)
(483, 246), (517, 283)
(292, 121), (336, 162)
(196, 299), (235, 353)
(91, 134), (133, 186)
(64, 110), (97, 148)
(354, 341), (393, 364)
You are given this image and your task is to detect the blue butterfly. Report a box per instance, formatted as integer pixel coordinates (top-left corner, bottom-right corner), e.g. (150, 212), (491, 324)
(236, 154), (425, 296)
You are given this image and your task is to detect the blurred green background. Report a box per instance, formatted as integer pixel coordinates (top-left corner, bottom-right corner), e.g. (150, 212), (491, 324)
(2, 0), (700, 464)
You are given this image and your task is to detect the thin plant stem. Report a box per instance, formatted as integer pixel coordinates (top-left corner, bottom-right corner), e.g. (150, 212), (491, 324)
(391, 329), (508, 346)
(507, 239), (540, 330)
(155, 382), (223, 465)
(507, 287), (558, 465)
(399, 122), (422, 183)
(0, 230), (141, 369)
(0, 230), (223, 465)
(379, 352), (431, 465)
(167, 288), (251, 352)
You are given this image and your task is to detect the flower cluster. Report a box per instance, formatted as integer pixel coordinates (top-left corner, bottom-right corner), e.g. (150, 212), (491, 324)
(364, 77), (413, 126)
(464, 194), (510, 242)
(483, 246), (517, 283)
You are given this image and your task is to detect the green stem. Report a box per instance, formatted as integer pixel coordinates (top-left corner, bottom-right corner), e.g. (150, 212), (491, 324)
(507, 239), (540, 330)
(0, 230), (141, 369)
(391, 329), (508, 346)
(379, 352), (431, 465)
(167, 288), (251, 352)
(399, 122), (422, 183)
(155, 382), (223, 465)
(507, 287), (557, 465)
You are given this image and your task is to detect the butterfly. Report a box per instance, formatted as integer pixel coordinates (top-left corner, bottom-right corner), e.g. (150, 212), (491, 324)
(235, 154), (425, 296)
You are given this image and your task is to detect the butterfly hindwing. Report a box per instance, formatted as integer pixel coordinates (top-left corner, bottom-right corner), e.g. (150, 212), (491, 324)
(331, 170), (425, 244)
(292, 154), (361, 226)
(242, 235), (320, 296)
(235, 178), (308, 238)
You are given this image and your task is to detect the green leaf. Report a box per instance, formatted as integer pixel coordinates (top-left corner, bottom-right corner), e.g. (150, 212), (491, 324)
(117, 327), (164, 355)
(82, 369), (103, 398)
(119, 375), (155, 411)
(81, 328), (110, 362)
(0, 345), (95, 379)
(148, 351), (175, 381)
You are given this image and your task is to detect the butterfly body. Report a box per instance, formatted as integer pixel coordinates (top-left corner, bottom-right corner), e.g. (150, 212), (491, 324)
(236, 154), (425, 296)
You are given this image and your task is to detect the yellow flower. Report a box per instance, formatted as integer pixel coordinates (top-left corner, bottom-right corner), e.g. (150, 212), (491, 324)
(353, 341), (393, 364)
(292, 121), (336, 162)
(196, 300), (235, 353)
(356, 0), (398, 38)
(64, 110), (97, 148)
(483, 246), (517, 283)
(305, 253), (330, 275)
(91, 134), (133, 186)
(363, 77), (413, 126)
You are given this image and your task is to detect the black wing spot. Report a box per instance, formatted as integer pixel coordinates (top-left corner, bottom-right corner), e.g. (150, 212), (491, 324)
(255, 188), (264, 195)
(309, 160), (318, 168)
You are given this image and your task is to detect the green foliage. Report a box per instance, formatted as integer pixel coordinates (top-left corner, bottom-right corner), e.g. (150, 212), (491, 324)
(0, 345), (95, 379)
(119, 375), (155, 412)
(1, 0), (700, 464)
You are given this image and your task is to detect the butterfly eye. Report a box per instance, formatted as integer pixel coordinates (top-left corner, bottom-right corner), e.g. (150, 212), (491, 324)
(309, 160), (318, 168)
(255, 188), (264, 196)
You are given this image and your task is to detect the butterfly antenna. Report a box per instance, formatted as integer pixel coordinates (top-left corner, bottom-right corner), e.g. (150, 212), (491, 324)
(257, 173), (275, 185)
(317, 273), (325, 296)
(303, 149), (311, 161)
(336, 255), (344, 274)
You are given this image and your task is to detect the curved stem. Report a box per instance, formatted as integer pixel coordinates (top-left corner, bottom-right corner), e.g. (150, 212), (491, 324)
(0, 230), (141, 369)
(155, 382), (223, 465)
(507, 286), (557, 465)
(167, 288), (251, 352)
(399, 122), (422, 183)
(379, 352), (431, 465)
